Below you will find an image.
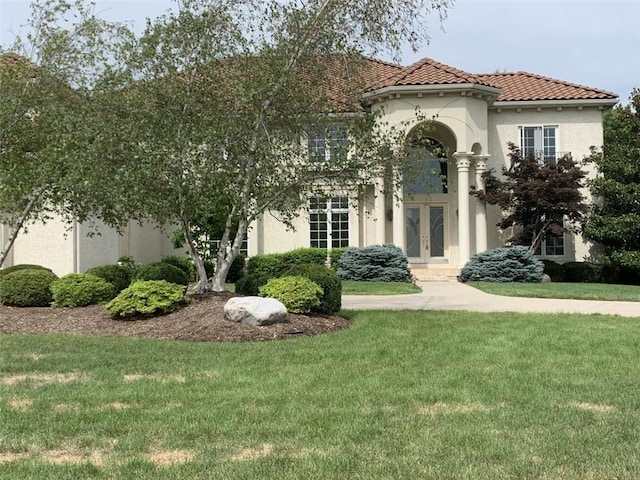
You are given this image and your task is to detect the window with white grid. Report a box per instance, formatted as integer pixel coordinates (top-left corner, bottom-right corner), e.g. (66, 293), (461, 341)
(519, 125), (558, 162)
(309, 196), (349, 248)
(307, 124), (348, 162)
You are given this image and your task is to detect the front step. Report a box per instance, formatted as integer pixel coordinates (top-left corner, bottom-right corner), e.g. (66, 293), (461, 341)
(411, 266), (460, 282)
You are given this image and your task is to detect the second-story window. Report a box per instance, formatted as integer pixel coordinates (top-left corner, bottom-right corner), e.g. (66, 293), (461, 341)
(307, 123), (348, 162)
(519, 125), (558, 162)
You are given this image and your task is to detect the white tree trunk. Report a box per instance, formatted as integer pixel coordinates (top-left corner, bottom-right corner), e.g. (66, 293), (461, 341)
(179, 217), (209, 294)
(0, 194), (41, 268)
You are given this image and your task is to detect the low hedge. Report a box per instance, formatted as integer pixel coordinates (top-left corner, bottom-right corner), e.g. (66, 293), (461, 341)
(0, 264), (52, 280)
(133, 262), (189, 286)
(85, 264), (134, 295)
(235, 273), (274, 296)
(0, 268), (59, 306)
(246, 248), (327, 277)
(542, 259), (566, 282)
(51, 273), (115, 307)
(562, 261), (602, 283)
(161, 256), (196, 281)
(105, 280), (187, 319)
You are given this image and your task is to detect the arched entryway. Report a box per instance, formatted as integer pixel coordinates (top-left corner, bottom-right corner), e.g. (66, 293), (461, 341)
(403, 122), (456, 264)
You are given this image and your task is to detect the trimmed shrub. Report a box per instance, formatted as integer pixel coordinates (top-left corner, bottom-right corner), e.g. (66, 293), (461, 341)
(226, 254), (246, 283)
(85, 265), (134, 295)
(460, 246), (544, 283)
(0, 264), (52, 280)
(246, 248), (327, 277)
(337, 244), (412, 282)
(105, 280), (187, 319)
(133, 262), (189, 286)
(601, 251), (640, 285)
(259, 275), (323, 314)
(329, 247), (348, 271)
(235, 273), (274, 296)
(161, 256), (196, 281)
(542, 259), (565, 282)
(562, 261), (602, 283)
(51, 273), (115, 307)
(0, 269), (59, 306)
(286, 263), (342, 314)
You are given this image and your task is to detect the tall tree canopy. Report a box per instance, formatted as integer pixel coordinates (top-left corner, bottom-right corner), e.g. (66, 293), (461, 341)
(583, 90), (640, 282)
(475, 143), (588, 254)
(82, 0), (453, 292)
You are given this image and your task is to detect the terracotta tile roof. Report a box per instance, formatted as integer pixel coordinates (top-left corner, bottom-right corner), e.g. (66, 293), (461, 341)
(476, 71), (618, 102)
(368, 56), (495, 90)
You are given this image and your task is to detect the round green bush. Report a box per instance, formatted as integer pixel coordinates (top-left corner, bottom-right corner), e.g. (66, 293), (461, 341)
(0, 269), (59, 306)
(85, 264), (133, 295)
(0, 264), (52, 280)
(161, 256), (196, 281)
(105, 280), (187, 319)
(562, 261), (602, 283)
(226, 254), (246, 283)
(286, 263), (342, 314)
(133, 262), (189, 286)
(51, 273), (115, 307)
(337, 244), (412, 282)
(235, 273), (275, 296)
(259, 276), (323, 314)
(460, 246), (543, 283)
(542, 259), (565, 282)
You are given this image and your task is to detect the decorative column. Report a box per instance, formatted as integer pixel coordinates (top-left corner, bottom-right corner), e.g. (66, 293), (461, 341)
(392, 177), (405, 251)
(374, 177), (386, 244)
(474, 155), (490, 254)
(454, 153), (472, 266)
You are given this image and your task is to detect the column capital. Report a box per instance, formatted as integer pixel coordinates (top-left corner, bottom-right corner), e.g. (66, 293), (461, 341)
(473, 154), (490, 172)
(453, 152), (473, 170)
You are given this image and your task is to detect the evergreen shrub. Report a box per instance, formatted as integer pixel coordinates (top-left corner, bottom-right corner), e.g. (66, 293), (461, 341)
(0, 269), (59, 306)
(0, 264), (52, 280)
(336, 244), (412, 282)
(85, 264), (133, 294)
(460, 246), (543, 283)
(51, 273), (114, 307)
(542, 259), (565, 282)
(133, 262), (189, 286)
(203, 260), (215, 279)
(105, 280), (187, 319)
(235, 273), (274, 296)
(161, 256), (196, 281)
(259, 275), (323, 314)
(329, 247), (348, 271)
(246, 248), (327, 277)
(226, 254), (246, 283)
(562, 261), (602, 283)
(601, 251), (640, 285)
(286, 263), (342, 314)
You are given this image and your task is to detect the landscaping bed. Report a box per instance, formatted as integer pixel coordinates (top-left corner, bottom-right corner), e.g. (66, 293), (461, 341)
(0, 291), (349, 342)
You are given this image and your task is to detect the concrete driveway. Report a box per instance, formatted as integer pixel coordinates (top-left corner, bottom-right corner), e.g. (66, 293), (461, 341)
(342, 282), (640, 318)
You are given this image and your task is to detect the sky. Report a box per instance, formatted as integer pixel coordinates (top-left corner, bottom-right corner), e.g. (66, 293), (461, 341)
(1, 0), (638, 105)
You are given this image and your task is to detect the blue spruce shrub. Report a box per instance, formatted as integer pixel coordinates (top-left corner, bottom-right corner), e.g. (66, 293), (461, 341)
(336, 244), (412, 282)
(460, 246), (544, 283)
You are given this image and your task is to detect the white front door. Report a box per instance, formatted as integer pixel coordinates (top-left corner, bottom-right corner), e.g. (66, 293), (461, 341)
(405, 203), (448, 263)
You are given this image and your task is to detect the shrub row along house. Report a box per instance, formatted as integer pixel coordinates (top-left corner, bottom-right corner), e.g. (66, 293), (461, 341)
(1, 56), (618, 279)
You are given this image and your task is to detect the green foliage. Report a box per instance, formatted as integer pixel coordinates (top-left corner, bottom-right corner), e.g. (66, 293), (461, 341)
(0, 264), (52, 280)
(336, 244), (412, 282)
(286, 263), (342, 314)
(117, 256), (138, 269)
(561, 262), (602, 284)
(602, 251), (640, 285)
(460, 246), (544, 283)
(246, 248), (327, 277)
(133, 262), (189, 286)
(105, 280), (187, 319)
(0, 268), (59, 307)
(51, 273), (115, 307)
(259, 276), (323, 314)
(329, 247), (348, 271)
(227, 253), (247, 283)
(541, 260), (566, 282)
(203, 260), (215, 279)
(235, 273), (275, 296)
(85, 264), (134, 294)
(161, 256), (196, 281)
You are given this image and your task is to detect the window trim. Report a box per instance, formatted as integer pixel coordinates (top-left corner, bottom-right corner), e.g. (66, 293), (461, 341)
(306, 123), (348, 162)
(519, 124), (559, 163)
(309, 195), (349, 249)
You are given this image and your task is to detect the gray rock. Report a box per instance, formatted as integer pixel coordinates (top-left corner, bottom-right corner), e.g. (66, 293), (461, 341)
(224, 296), (288, 326)
(541, 273), (552, 283)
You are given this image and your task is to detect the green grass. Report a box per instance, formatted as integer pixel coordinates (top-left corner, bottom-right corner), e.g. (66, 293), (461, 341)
(469, 281), (640, 301)
(3, 310), (640, 478)
(341, 280), (422, 295)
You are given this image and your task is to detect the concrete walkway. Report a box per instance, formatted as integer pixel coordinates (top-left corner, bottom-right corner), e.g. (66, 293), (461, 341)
(342, 282), (640, 318)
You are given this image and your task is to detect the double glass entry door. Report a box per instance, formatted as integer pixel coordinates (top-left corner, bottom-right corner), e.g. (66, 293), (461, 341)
(405, 204), (448, 263)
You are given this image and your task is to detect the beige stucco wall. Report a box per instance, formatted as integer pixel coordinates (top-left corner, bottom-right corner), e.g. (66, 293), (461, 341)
(486, 106), (605, 262)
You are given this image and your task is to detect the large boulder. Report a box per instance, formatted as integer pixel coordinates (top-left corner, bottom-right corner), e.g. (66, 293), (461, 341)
(224, 296), (288, 326)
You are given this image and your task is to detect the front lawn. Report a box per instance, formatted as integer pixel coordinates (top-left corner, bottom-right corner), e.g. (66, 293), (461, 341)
(469, 281), (640, 302)
(341, 280), (422, 295)
(2, 310), (640, 478)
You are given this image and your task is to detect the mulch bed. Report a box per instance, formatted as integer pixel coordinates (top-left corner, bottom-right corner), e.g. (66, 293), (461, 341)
(0, 291), (350, 343)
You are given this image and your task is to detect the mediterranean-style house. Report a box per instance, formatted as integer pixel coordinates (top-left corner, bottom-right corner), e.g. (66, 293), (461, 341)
(1, 56), (618, 279)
